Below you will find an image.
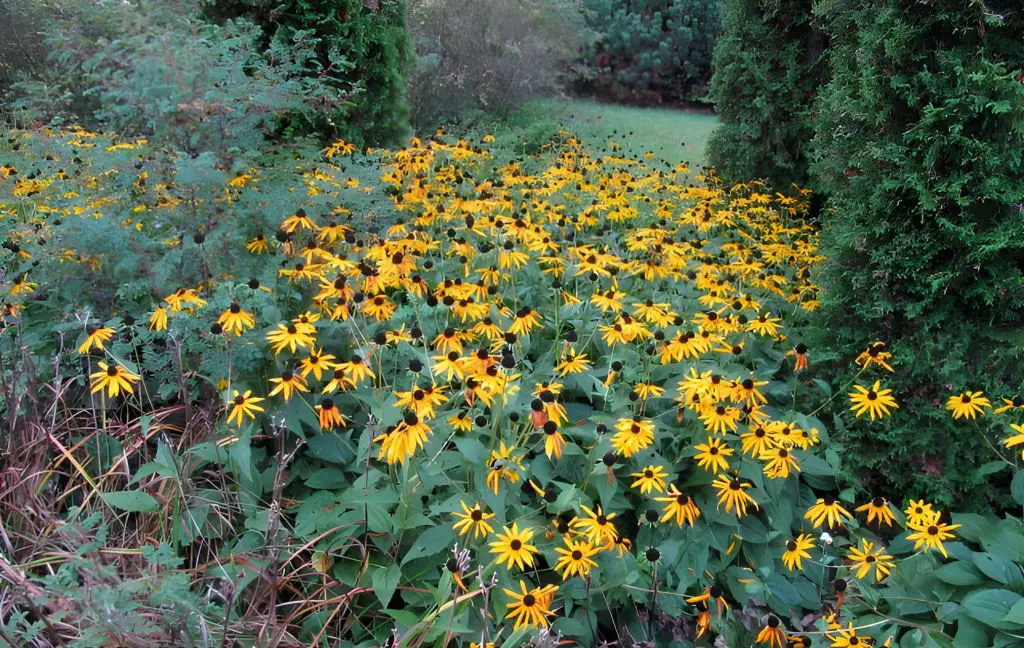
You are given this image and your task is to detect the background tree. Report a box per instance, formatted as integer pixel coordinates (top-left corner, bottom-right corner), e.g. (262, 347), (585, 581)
(811, 0), (1024, 507)
(206, 0), (412, 145)
(577, 0), (723, 105)
(706, 0), (825, 188)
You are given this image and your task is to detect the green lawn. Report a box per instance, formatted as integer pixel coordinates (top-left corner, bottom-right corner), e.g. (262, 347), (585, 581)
(499, 98), (718, 169)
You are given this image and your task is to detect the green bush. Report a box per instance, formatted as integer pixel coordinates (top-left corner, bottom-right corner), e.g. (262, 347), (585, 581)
(206, 0), (412, 145)
(6, 1), (362, 155)
(579, 0), (723, 104)
(706, 0), (825, 189)
(811, 1), (1024, 509)
(405, 0), (588, 130)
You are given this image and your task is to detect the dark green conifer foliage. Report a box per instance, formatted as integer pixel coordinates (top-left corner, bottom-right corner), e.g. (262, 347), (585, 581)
(707, 0), (825, 188)
(208, 0), (411, 144)
(812, 1), (1024, 507)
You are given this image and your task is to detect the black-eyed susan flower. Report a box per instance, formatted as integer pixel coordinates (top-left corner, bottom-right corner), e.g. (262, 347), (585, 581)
(610, 416), (655, 457)
(553, 536), (600, 580)
(904, 499), (936, 528)
(268, 370), (308, 401)
(741, 425), (775, 457)
(298, 348), (337, 381)
(78, 326), (114, 353)
(266, 322), (315, 355)
(574, 504), (618, 547)
(781, 533), (815, 571)
(906, 511), (960, 558)
(1004, 423), (1024, 458)
(541, 421), (567, 460)
(712, 476), (758, 517)
(761, 446), (800, 479)
(804, 495), (853, 529)
(148, 307), (168, 331)
(656, 484), (701, 527)
(451, 501), (495, 540)
(89, 362), (140, 398)
(315, 398), (345, 430)
(755, 615), (786, 647)
(227, 390), (264, 426)
(687, 583), (729, 617)
(486, 441), (523, 494)
(337, 355), (375, 387)
(995, 396), (1024, 414)
(855, 341), (894, 372)
(947, 390), (991, 420)
(508, 306), (542, 336)
(694, 436), (733, 474)
(747, 312), (782, 337)
(699, 404), (740, 434)
(855, 497), (896, 527)
(848, 381), (898, 420)
(245, 234), (269, 254)
(829, 623), (869, 648)
(217, 303), (255, 335)
(489, 523), (538, 570)
(554, 349), (591, 375)
(502, 580), (558, 630)
(787, 343), (809, 372)
(846, 538), (894, 582)
(630, 464), (669, 494)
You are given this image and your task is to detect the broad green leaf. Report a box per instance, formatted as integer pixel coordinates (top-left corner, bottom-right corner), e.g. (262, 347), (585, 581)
(101, 490), (159, 513)
(371, 562), (401, 606)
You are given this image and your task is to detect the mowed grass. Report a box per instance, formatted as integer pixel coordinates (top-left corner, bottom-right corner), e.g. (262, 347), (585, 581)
(496, 98), (719, 169)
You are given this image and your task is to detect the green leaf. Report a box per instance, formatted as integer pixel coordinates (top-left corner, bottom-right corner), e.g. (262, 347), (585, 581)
(101, 490), (159, 513)
(402, 525), (456, 565)
(973, 553), (1024, 591)
(1012, 470), (1024, 506)
(962, 589), (1024, 630)
(372, 562), (401, 606)
(935, 561), (986, 587)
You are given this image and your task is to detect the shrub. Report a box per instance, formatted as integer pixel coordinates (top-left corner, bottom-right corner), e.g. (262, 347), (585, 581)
(811, 1), (1024, 509)
(205, 0), (412, 145)
(578, 0), (723, 104)
(7, 1), (355, 156)
(404, 0), (588, 130)
(706, 0), (826, 189)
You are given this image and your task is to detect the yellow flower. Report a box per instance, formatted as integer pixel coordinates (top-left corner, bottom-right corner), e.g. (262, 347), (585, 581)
(316, 398), (345, 430)
(489, 523), (538, 570)
(760, 446), (800, 479)
(502, 580), (557, 630)
(906, 510), (960, 558)
(554, 349), (591, 375)
(848, 380), (898, 420)
(266, 322), (315, 355)
(78, 326), (115, 353)
(946, 391), (990, 420)
(574, 504), (618, 547)
(89, 362), (140, 398)
(904, 499), (936, 528)
(268, 370), (309, 401)
(630, 464), (669, 494)
(694, 436), (733, 474)
(804, 496), (853, 529)
(217, 303), (256, 335)
(655, 484), (701, 527)
(846, 538), (894, 582)
(452, 502), (495, 540)
(149, 307), (168, 331)
(227, 390), (264, 426)
(553, 537), (599, 580)
(712, 476), (758, 517)
(855, 497), (896, 527)
(781, 533), (815, 571)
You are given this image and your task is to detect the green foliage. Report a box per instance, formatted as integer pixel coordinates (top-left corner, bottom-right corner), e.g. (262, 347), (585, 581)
(578, 0), (723, 104)
(206, 0), (412, 145)
(811, 1), (1024, 509)
(1, 515), (218, 647)
(706, 0), (825, 189)
(7, 1), (355, 156)
(405, 0), (588, 130)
